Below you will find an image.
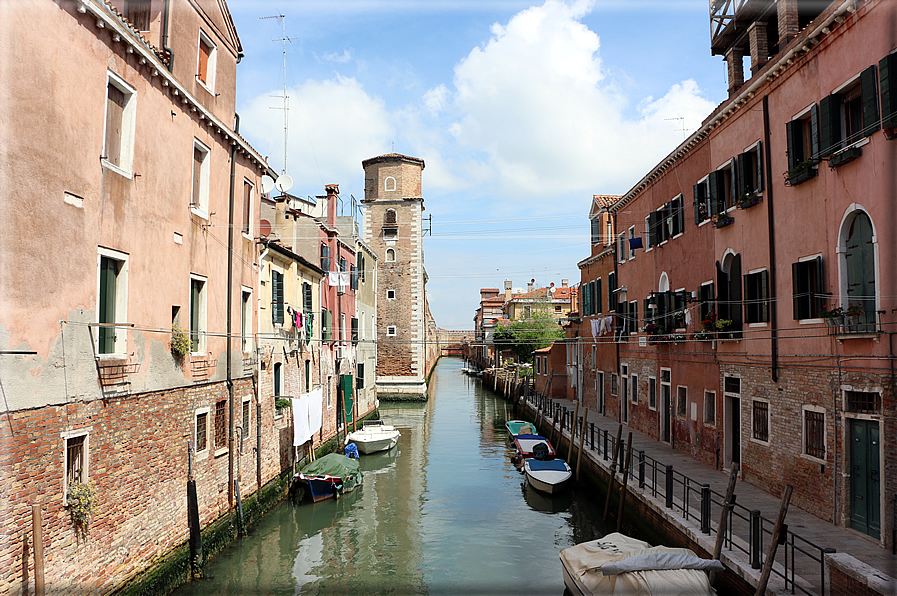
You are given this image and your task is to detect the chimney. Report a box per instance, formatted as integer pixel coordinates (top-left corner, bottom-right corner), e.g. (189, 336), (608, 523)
(777, 0), (800, 51)
(527, 280), (534, 293)
(561, 279), (569, 287)
(504, 280), (512, 302)
(325, 184), (339, 227)
(748, 21), (769, 74)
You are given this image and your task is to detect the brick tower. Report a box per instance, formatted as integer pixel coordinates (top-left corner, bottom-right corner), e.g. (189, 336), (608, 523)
(361, 153), (428, 399)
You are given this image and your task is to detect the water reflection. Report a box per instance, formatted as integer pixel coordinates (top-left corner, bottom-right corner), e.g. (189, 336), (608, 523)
(173, 359), (615, 596)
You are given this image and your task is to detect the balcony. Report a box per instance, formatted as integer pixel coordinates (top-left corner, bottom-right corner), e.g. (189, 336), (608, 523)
(828, 311), (882, 339)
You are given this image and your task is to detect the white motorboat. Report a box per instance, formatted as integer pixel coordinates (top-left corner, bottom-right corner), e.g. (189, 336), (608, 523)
(345, 420), (400, 454)
(559, 532), (723, 595)
(523, 457), (572, 494)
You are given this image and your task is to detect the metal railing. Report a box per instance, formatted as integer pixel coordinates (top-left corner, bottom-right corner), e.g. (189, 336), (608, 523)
(518, 392), (832, 595)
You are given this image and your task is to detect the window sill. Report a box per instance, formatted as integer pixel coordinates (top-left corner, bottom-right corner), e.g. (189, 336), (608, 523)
(749, 437), (770, 447)
(101, 160), (133, 179)
(197, 79), (216, 96)
(213, 447), (228, 458)
(242, 232), (253, 241)
(195, 449), (209, 462)
(190, 206), (209, 220)
(96, 352), (128, 362)
(799, 453), (827, 465)
(748, 322), (767, 328)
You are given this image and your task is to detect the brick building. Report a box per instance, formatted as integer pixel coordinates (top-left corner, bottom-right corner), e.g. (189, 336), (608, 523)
(568, 0), (895, 549)
(0, 0), (280, 592)
(362, 153), (434, 399)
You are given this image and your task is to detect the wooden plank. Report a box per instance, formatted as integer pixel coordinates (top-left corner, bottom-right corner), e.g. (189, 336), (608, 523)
(754, 484), (793, 596)
(710, 463), (739, 584)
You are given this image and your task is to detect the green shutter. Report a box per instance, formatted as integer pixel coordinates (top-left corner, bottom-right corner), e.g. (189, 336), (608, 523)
(786, 120), (799, 169)
(351, 317), (359, 344)
(792, 261), (804, 320)
(596, 278), (602, 313)
(99, 257), (117, 354)
(737, 151), (749, 196)
(190, 279), (201, 352)
(675, 196), (684, 234)
(303, 282), (312, 312)
(812, 256), (825, 319)
(755, 141), (764, 192)
(881, 54), (897, 128)
(809, 104), (820, 158)
(861, 65), (880, 136)
(340, 374), (353, 423)
(819, 94), (840, 156)
(272, 270), (284, 325)
(708, 171), (723, 216)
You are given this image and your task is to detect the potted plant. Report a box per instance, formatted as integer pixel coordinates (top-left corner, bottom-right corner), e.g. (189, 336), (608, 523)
(67, 481), (96, 530)
(170, 322), (190, 359)
(784, 160), (817, 186)
(713, 212), (734, 228)
(737, 191), (761, 209)
(715, 319), (733, 332)
(829, 145), (862, 168)
(844, 303), (864, 325)
(275, 398), (291, 416)
(819, 304), (843, 326)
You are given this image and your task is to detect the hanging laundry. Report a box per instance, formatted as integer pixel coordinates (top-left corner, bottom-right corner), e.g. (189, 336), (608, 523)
(291, 396), (311, 446)
(590, 318), (600, 338)
(684, 309), (692, 327)
(328, 272), (341, 286)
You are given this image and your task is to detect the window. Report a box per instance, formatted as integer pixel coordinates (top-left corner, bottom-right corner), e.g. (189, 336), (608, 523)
(698, 282), (715, 324)
(736, 142), (763, 199)
(666, 195), (684, 238)
(65, 433), (87, 488)
(383, 209), (398, 239)
(302, 282), (313, 313)
(744, 269), (769, 324)
(191, 139), (210, 216)
(386, 248), (396, 262)
(839, 211), (877, 332)
(786, 105), (819, 171)
(387, 290), (396, 300)
(846, 390), (881, 414)
(628, 301), (638, 334)
(356, 362), (365, 389)
(271, 270), (284, 325)
(103, 72), (136, 175)
(97, 249), (129, 356)
(535, 357), (541, 375)
(384, 177), (396, 191)
(554, 304), (562, 313)
(704, 391), (716, 425)
(350, 265), (358, 291)
(803, 408), (825, 460)
(351, 317), (359, 345)
(708, 161), (736, 212)
(628, 226), (636, 259)
(618, 232), (627, 263)
(197, 32), (217, 91)
(124, 0), (151, 31)
(241, 288), (252, 353)
(677, 386), (687, 419)
(242, 398), (251, 441)
(386, 325), (397, 336)
(611, 373), (618, 396)
(305, 359), (310, 393)
(752, 400), (769, 443)
(273, 362), (282, 396)
(693, 178), (710, 224)
(606, 219), (613, 246)
(717, 253), (742, 336)
(882, 53), (897, 129)
(190, 275), (206, 353)
(820, 66), (879, 154)
(644, 216), (653, 250)
(214, 400), (227, 450)
(792, 257), (825, 320)
(195, 409), (208, 454)
(630, 374), (638, 404)
(242, 180), (253, 236)
(590, 218), (601, 245)
(322, 310), (333, 342)
(320, 243), (331, 272)
(648, 377), (657, 410)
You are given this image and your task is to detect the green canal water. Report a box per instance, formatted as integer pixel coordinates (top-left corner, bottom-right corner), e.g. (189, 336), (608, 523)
(172, 358), (617, 595)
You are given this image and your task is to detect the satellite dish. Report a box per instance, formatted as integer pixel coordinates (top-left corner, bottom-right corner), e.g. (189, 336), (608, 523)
(275, 174), (293, 193)
(261, 175), (275, 195)
(259, 219), (272, 238)
(549, 287), (556, 294)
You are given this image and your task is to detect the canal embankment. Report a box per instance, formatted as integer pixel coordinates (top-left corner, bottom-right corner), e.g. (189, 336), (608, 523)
(481, 365), (897, 596)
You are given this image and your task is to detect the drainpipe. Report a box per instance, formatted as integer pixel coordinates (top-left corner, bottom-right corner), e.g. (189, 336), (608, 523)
(162, 0), (174, 72)
(226, 113), (239, 510)
(611, 209), (621, 423)
(762, 96), (779, 382)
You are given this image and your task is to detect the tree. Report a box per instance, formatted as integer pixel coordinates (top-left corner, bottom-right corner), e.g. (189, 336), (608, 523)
(493, 311), (563, 363)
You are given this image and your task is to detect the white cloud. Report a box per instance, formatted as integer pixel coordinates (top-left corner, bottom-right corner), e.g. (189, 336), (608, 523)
(443, 0), (715, 199)
(240, 75), (393, 196)
(317, 49), (354, 64)
(423, 84), (450, 115)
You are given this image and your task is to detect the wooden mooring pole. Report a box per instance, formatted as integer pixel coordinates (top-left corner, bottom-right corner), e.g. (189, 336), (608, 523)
(603, 424), (623, 522)
(567, 401), (580, 460)
(710, 463), (739, 585)
(575, 408), (588, 481)
(32, 505), (44, 596)
(754, 484), (793, 596)
(616, 431), (633, 532)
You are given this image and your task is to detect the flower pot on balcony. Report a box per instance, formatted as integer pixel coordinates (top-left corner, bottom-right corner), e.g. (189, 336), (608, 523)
(829, 145), (862, 168)
(785, 164), (817, 186)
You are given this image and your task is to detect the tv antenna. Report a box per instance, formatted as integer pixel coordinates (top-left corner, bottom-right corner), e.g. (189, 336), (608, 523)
(664, 116), (689, 139)
(261, 14), (295, 176)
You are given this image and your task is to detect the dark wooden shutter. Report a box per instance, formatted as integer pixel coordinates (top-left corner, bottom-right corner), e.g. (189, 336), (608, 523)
(596, 278), (603, 313)
(812, 256), (824, 318)
(675, 196), (684, 235)
(737, 151), (749, 196)
(861, 65), (880, 136)
(190, 278), (201, 352)
(351, 318), (359, 344)
(272, 270), (284, 325)
(709, 171), (723, 216)
(242, 181), (252, 234)
(648, 211), (661, 245)
(809, 104), (820, 158)
(730, 254), (742, 334)
(728, 158), (737, 209)
(786, 119), (799, 169)
(755, 141), (764, 192)
(792, 261), (805, 320)
(819, 94), (840, 156)
(303, 282), (312, 312)
(881, 54), (897, 128)
(192, 147), (203, 204)
(760, 270), (769, 322)
(350, 265), (358, 291)
(320, 243), (330, 272)
(693, 183), (703, 224)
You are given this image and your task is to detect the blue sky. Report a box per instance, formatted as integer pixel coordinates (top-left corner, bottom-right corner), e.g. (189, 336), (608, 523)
(231, 0), (728, 329)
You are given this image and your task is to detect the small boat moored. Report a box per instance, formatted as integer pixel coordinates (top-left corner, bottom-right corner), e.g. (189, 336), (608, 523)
(345, 419), (401, 454)
(559, 532), (724, 595)
(523, 457), (573, 494)
(512, 434), (556, 460)
(295, 453), (363, 502)
(505, 419), (537, 436)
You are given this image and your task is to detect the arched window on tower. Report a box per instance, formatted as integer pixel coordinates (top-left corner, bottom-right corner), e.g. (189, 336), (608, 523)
(386, 248), (396, 262)
(383, 209), (398, 239)
(384, 176), (396, 192)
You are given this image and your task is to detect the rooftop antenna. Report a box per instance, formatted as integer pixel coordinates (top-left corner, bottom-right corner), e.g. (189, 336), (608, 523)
(261, 14), (295, 176)
(665, 116), (688, 139)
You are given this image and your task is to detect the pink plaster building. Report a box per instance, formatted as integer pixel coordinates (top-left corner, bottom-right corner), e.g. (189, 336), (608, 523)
(0, 0), (283, 592)
(573, 0), (895, 549)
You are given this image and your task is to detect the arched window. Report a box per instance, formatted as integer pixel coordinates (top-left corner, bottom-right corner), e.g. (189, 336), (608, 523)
(384, 176), (396, 192)
(839, 209), (877, 332)
(386, 248), (396, 262)
(716, 252), (742, 337)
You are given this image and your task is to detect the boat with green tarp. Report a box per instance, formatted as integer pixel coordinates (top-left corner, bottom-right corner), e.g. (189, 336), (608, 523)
(295, 453), (363, 502)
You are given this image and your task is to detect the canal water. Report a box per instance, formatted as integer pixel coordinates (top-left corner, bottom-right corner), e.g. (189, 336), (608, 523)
(173, 358), (618, 595)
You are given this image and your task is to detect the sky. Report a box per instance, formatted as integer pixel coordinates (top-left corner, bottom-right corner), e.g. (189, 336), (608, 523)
(230, 0), (728, 330)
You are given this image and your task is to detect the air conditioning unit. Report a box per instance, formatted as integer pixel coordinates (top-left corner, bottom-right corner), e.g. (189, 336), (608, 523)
(337, 284), (346, 295)
(334, 346), (346, 360)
